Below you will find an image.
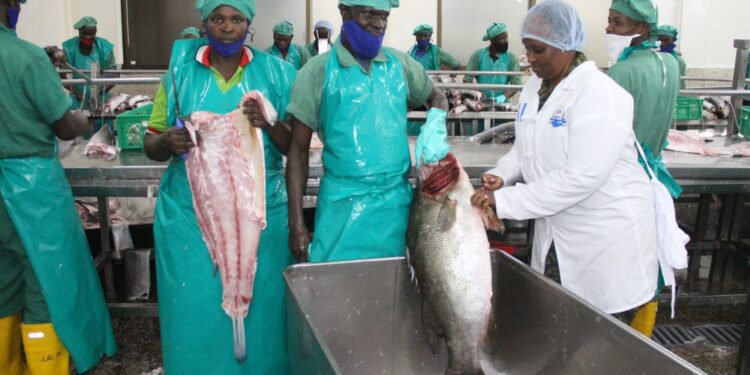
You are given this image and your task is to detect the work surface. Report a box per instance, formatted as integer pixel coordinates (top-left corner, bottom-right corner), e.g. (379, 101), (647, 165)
(61, 137), (750, 196)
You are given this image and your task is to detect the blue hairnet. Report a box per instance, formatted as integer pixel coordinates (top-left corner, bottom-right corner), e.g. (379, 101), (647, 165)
(520, 0), (585, 52)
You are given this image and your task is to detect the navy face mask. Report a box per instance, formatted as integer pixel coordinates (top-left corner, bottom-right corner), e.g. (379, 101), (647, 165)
(7, 7), (20, 30)
(417, 39), (430, 50)
(660, 43), (676, 54)
(342, 19), (384, 60)
(206, 32), (246, 57)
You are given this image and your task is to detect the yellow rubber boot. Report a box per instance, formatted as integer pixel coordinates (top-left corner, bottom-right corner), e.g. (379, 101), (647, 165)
(630, 301), (659, 338)
(20, 323), (70, 375)
(0, 313), (25, 375)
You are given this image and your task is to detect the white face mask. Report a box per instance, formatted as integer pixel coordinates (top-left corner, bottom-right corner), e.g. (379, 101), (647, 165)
(605, 33), (640, 63)
(318, 37), (330, 54)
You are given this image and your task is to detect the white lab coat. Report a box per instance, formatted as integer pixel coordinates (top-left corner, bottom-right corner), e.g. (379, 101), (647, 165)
(488, 61), (659, 314)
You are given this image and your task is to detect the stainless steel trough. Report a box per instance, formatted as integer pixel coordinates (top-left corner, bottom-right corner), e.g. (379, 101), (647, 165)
(285, 251), (705, 374)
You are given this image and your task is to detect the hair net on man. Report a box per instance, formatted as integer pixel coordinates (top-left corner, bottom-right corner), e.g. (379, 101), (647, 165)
(413, 24), (433, 35)
(273, 21), (294, 36)
(180, 27), (201, 38)
(520, 0), (585, 51)
(657, 25), (678, 40)
(339, 0), (399, 11)
(74, 16), (97, 30)
(610, 0), (658, 33)
(195, 0), (256, 21)
(314, 20), (334, 34)
(482, 22), (507, 41)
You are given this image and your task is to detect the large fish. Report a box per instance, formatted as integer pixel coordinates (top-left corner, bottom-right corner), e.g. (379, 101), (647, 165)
(407, 153), (503, 374)
(184, 101), (267, 362)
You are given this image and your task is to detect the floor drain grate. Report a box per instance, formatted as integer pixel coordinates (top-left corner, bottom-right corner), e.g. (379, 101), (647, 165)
(653, 324), (743, 347)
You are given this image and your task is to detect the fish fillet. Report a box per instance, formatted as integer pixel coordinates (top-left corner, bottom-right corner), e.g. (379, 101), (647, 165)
(185, 103), (266, 362)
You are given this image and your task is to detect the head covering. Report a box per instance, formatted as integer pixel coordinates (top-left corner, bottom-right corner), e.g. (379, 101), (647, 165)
(657, 24), (678, 39)
(338, 0), (399, 11)
(413, 24), (433, 35)
(272, 21), (294, 36)
(180, 27), (201, 38)
(482, 22), (507, 41)
(314, 20), (334, 34)
(195, 0), (256, 21)
(73, 16), (97, 30)
(610, 0), (658, 32)
(520, 0), (585, 52)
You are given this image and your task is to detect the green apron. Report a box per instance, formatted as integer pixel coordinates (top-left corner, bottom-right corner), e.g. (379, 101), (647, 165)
(154, 40), (295, 374)
(409, 44), (440, 71)
(310, 47), (412, 263)
(62, 37), (115, 110)
(477, 47), (511, 100)
(0, 156), (117, 373)
(267, 44), (304, 70)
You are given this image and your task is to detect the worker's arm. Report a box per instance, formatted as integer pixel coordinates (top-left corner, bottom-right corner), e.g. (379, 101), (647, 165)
(426, 86), (449, 111)
(286, 117), (312, 262)
(51, 111), (90, 140)
(241, 99), (292, 154)
(143, 83), (195, 162)
(463, 50), (480, 83)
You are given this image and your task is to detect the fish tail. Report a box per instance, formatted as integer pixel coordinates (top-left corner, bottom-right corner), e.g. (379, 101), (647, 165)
(232, 316), (247, 363)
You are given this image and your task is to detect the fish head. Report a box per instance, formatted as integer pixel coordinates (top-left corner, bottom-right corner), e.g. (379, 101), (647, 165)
(418, 152), (461, 199)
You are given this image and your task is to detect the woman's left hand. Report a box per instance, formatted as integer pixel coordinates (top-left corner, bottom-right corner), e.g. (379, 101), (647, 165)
(471, 188), (496, 209)
(242, 100), (270, 129)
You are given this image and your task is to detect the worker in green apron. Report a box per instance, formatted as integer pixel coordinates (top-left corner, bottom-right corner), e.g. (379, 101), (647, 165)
(656, 25), (687, 89)
(180, 26), (201, 39)
(61, 16), (117, 110)
(0, 1), (117, 374)
(265, 20), (311, 70)
(606, 0), (681, 337)
(407, 24), (461, 71)
(464, 22), (522, 103)
(285, 0), (449, 264)
(143, 1), (296, 373)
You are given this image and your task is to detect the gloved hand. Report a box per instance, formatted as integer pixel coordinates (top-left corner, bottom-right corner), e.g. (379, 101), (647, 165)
(415, 108), (450, 167)
(494, 94), (508, 104)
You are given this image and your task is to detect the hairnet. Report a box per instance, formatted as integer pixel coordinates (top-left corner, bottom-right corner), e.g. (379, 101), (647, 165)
(180, 27), (201, 38)
(73, 16), (98, 30)
(656, 25), (678, 39)
(195, 0), (256, 21)
(610, 0), (658, 32)
(338, 0), (399, 11)
(413, 24), (433, 35)
(314, 20), (334, 34)
(482, 22), (507, 41)
(272, 21), (294, 36)
(520, 0), (585, 51)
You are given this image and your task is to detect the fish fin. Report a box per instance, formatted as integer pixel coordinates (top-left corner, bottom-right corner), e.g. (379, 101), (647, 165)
(421, 299), (444, 356)
(233, 317), (247, 362)
(437, 198), (457, 233)
(479, 206), (505, 234)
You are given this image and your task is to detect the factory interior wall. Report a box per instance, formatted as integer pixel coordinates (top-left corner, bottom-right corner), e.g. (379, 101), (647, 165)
(14, 0), (750, 71)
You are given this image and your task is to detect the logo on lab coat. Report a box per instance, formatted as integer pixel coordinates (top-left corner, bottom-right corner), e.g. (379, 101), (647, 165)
(550, 109), (567, 128)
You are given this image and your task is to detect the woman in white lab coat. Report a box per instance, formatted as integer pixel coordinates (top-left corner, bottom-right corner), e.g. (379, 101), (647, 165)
(472, 0), (659, 316)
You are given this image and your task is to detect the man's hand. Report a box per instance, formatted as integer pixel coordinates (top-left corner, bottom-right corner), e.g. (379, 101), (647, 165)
(289, 224), (311, 263)
(242, 99), (270, 129)
(481, 173), (504, 191)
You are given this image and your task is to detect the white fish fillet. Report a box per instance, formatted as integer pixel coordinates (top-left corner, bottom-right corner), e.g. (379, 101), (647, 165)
(84, 125), (118, 160)
(184, 99), (266, 362)
(665, 130), (735, 157)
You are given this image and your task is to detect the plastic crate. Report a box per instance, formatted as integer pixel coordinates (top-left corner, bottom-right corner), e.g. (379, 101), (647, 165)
(740, 106), (750, 140)
(115, 104), (152, 150)
(674, 96), (703, 121)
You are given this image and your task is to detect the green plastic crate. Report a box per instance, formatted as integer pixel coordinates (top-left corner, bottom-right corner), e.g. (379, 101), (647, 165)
(115, 103), (152, 150)
(674, 96), (703, 121)
(740, 107), (750, 140)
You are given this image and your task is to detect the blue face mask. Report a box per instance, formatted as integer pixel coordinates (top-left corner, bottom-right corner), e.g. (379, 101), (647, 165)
(7, 7), (20, 30)
(342, 19), (384, 60)
(660, 43), (676, 54)
(417, 39), (431, 50)
(206, 32), (246, 57)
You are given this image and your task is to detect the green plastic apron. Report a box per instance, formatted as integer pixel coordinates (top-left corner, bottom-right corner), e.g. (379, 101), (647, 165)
(0, 156), (117, 373)
(62, 37), (114, 110)
(268, 44), (304, 70)
(477, 48), (511, 100)
(154, 40), (295, 375)
(409, 44), (440, 71)
(310, 47), (412, 263)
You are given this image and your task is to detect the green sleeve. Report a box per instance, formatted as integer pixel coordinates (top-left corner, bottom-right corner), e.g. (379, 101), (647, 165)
(393, 50), (434, 108)
(298, 45), (312, 67)
(438, 48), (461, 70)
(678, 56), (686, 89)
(285, 57), (327, 130)
(105, 50), (117, 70)
(508, 53), (522, 86)
(607, 63), (634, 94)
(464, 50), (480, 83)
(21, 55), (72, 125)
(148, 83), (168, 133)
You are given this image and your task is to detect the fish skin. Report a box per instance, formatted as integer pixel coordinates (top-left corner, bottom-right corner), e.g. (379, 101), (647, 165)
(407, 153), (498, 375)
